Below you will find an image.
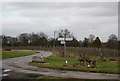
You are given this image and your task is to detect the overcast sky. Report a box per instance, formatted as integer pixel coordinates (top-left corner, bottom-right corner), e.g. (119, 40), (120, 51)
(2, 2), (118, 42)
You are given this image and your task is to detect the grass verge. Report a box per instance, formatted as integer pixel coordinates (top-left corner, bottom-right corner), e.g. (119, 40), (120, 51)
(29, 55), (119, 74)
(1, 51), (36, 59)
(35, 76), (111, 81)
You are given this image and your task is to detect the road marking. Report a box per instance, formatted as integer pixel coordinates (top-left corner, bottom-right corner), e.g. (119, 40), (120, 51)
(3, 74), (9, 77)
(3, 69), (11, 72)
(27, 60), (32, 62)
(13, 62), (18, 64)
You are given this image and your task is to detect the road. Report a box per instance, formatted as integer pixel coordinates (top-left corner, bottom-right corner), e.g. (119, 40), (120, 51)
(2, 51), (120, 80)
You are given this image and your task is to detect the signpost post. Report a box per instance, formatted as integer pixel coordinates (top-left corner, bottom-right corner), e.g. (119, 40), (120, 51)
(58, 37), (73, 64)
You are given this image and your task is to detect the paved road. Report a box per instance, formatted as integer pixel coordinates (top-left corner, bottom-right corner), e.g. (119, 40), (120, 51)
(2, 51), (120, 80)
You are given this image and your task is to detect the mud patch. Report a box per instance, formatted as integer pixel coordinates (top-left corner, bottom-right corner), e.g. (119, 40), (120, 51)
(2, 70), (42, 79)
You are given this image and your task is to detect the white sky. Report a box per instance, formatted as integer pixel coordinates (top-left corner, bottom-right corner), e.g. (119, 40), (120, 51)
(2, 2), (118, 42)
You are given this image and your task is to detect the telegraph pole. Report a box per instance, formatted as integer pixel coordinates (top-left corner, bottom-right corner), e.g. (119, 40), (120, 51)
(54, 31), (55, 47)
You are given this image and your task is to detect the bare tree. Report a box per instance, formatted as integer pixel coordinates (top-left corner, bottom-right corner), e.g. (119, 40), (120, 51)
(18, 33), (29, 46)
(106, 34), (118, 49)
(89, 34), (95, 43)
(109, 34), (118, 41)
(57, 29), (74, 38)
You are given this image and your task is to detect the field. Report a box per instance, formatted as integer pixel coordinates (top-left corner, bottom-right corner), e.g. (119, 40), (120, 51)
(29, 55), (119, 74)
(1, 51), (36, 59)
(3, 46), (119, 58)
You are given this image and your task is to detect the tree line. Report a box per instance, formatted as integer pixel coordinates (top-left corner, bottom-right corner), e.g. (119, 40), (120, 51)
(1, 29), (119, 50)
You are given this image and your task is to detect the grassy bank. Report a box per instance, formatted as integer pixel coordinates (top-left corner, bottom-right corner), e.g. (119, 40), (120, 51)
(29, 55), (119, 74)
(36, 76), (111, 81)
(1, 51), (36, 59)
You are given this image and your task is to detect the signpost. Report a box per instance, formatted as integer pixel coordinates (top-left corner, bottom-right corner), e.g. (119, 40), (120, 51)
(60, 40), (65, 44)
(58, 37), (73, 64)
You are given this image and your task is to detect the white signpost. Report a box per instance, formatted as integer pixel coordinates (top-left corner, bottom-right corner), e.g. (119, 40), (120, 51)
(66, 38), (73, 41)
(58, 38), (64, 41)
(60, 40), (65, 44)
(58, 37), (73, 64)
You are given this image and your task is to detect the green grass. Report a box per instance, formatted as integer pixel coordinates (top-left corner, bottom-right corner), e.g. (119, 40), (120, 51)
(37, 76), (65, 79)
(36, 76), (111, 81)
(1, 51), (36, 59)
(29, 55), (119, 74)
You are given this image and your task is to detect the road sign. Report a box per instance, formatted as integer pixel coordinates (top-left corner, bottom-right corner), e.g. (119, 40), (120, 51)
(66, 38), (73, 41)
(60, 40), (65, 44)
(58, 38), (64, 41)
(58, 37), (73, 41)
